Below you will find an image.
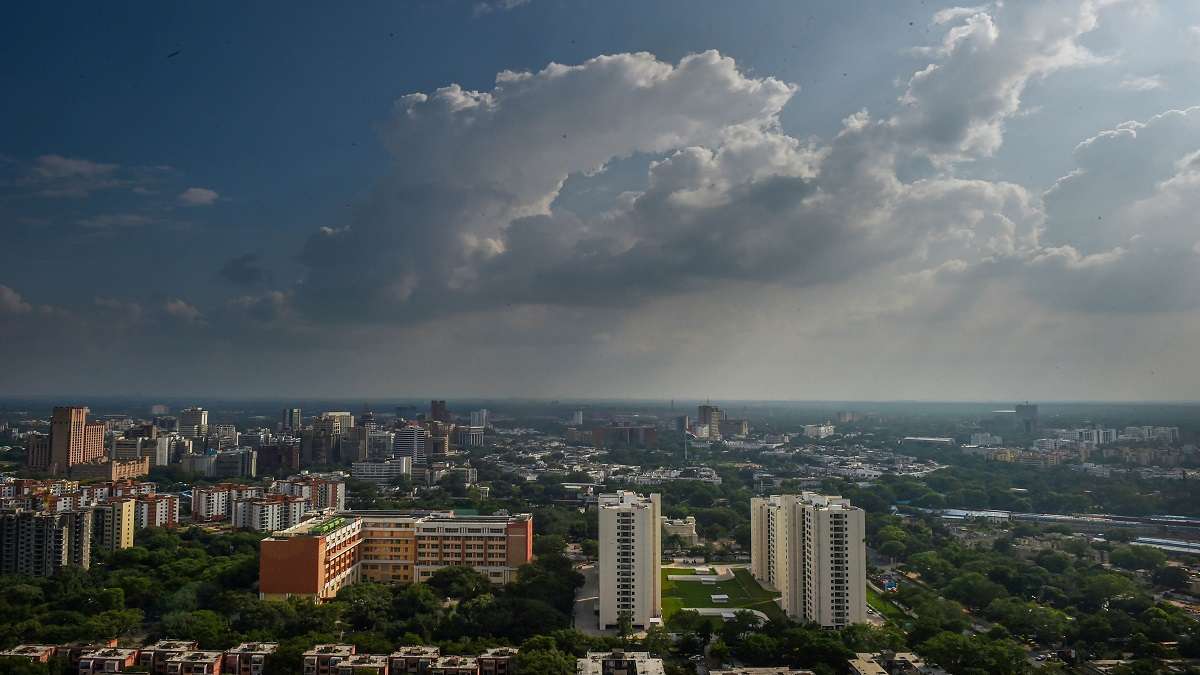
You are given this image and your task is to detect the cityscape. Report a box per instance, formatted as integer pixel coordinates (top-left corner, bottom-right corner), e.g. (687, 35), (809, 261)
(0, 398), (1199, 674)
(4, 0), (1200, 674)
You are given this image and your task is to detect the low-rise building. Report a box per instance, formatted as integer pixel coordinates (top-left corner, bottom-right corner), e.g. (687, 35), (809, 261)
(429, 655), (478, 675)
(478, 647), (517, 675)
(137, 640), (199, 675)
(222, 642), (277, 675)
(661, 516), (699, 547)
(577, 651), (666, 675)
(77, 647), (139, 674)
(0, 644), (56, 663)
(334, 653), (388, 674)
(166, 650), (224, 674)
(303, 644), (356, 675)
(389, 645), (441, 674)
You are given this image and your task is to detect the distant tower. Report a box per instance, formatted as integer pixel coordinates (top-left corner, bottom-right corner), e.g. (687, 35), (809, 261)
(282, 408), (302, 433)
(430, 400), (449, 423)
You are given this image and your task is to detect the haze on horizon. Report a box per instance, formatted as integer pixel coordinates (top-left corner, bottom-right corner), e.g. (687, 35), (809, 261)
(3, 1), (1200, 402)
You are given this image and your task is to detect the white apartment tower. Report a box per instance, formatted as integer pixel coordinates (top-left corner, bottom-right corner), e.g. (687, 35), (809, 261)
(598, 491), (662, 630)
(750, 493), (866, 628)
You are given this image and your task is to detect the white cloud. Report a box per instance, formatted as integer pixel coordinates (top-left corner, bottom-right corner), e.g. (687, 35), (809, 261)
(163, 298), (203, 323)
(1116, 74), (1165, 91)
(178, 187), (219, 206)
(472, 0), (529, 16)
(0, 286), (32, 314)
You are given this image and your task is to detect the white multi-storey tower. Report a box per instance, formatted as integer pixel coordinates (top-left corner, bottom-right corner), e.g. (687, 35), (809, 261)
(598, 491), (662, 630)
(751, 492), (865, 627)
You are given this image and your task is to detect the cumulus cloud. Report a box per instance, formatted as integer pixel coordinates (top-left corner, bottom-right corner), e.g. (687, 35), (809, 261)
(178, 187), (219, 206)
(296, 0), (1108, 326)
(0, 285), (32, 314)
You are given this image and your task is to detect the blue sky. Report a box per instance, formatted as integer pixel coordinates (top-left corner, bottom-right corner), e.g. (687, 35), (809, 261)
(3, 1), (1200, 400)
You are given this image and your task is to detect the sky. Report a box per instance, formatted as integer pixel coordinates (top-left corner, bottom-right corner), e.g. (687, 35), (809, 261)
(2, 0), (1200, 401)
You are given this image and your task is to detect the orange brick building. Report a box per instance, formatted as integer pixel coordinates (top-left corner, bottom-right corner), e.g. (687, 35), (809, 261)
(259, 510), (533, 601)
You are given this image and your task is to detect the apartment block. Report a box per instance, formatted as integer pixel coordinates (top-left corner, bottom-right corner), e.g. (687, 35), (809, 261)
(0, 509), (92, 576)
(138, 641), (199, 675)
(259, 510), (534, 600)
(430, 655), (478, 674)
(598, 491), (662, 629)
(222, 642), (278, 675)
(478, 647), (517, 675)
(135, 493), (180, 529)
(334, 653), (388, 674)
(231, 493), (308, 532)
(751, 493), (866, 627)
(92, 498), (137, 551)
(0, 644), (56, 663)
(166, 650), (224, 674)
(77, 647), (140, 673)
(192, 484), (266, 522)
(272, 475), (346, 511)
(303, 644), (356, 675)
(578, 650), (666, 675)
(389, 646), (442, 674)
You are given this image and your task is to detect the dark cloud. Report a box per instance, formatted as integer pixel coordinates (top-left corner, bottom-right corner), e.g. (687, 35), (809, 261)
(219, 252), (271, 287)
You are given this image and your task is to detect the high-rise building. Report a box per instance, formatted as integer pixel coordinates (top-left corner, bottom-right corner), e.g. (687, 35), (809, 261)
(303, 415), (342, 466)
(325, 411), (355, 432)
(339, 426), (370, 463)
(470, 409), (489, 428)
(1015, 403), (1039, 434)
(697, 404), (722, 439)
(282, 408), (303, 433)
(750, 493), (866, 628)
(91, 498), (136, 551)
(431, 400), (449, 423)
(34, 406), (108, 475)
(179, 407), (209, 439)
(592, 425), (658, 449)
(0, 508), (93, 576)
(572, 409), (585, 426)
(598, 491), (661, 629)
(394, 424), (428, 480)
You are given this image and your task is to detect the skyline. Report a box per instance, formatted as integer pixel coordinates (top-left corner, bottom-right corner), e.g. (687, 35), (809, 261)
(4, 0), (1200, 400)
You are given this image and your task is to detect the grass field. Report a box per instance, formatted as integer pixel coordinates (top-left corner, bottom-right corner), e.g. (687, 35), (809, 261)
(866, 586), (909, 626)
(661, 567), (784, 623)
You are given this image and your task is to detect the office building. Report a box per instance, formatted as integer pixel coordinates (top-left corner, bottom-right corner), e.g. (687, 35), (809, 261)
(213, 448), (258, 479)
(0, 508), (93, 576)
(598, 491), (661, 629)
(750, 493), (866, 628)
(1015, 403), (1039, 433)
(697, 404), (722, 439)
(572, 409), (585, 426)
(112, 436), (172, 467)
(282, 408), (302, 433)
(469, 409), (489, 428)
(454, 426), (484, 448)
(257, 443), (301, 475)
(259, 510), (533, 600)
(178, 407), (209, 439)
(351, 458), (411, 486)
(593, 425), (658, 449)
(26, 407), (108, 474)
(394, 424), (428, 480)
(431, 400), (449, 422)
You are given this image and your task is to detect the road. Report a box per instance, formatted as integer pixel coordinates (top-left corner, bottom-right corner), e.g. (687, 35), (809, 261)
(573, 563), (614, 636)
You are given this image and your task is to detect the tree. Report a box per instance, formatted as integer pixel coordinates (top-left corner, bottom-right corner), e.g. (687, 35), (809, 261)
(1152, 565), (1191, 591)
(425, 566), (490, 600)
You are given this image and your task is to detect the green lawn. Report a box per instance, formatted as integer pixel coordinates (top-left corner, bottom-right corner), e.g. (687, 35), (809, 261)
(866, 586), (909, 626)
(661, 567), (784, 623)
